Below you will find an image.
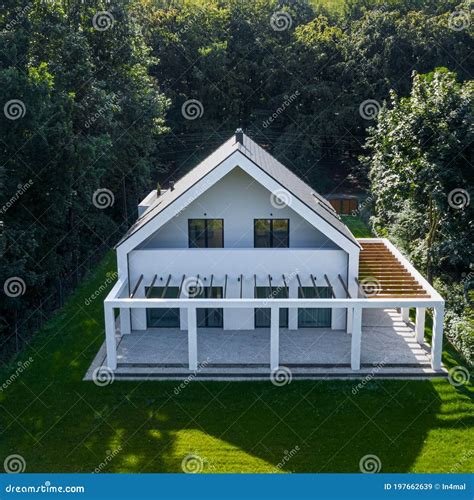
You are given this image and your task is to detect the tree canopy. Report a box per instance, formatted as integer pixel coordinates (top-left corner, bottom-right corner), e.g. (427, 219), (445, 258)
(0, 0), (472, 360)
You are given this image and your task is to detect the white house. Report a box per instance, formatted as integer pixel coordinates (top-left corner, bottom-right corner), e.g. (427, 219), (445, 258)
(100, 129), (445, 379)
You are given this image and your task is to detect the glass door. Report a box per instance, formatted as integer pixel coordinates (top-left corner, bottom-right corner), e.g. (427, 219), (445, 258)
(297, 287), (331, 327)
(196, 287), (223, 328)
(254, 287), (288, 327)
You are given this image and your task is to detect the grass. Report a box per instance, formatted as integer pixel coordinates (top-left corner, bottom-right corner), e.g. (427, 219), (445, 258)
(0, 252), (473, 473)
(341, 215), (373, 238)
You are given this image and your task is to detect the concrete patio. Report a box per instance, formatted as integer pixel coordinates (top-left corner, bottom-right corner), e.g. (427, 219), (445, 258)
(85, 309), (444, 380)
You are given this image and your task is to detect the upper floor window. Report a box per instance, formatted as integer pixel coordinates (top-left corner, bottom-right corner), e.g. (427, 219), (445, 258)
(254, 219), (289, 248)
(188, 219), (224, 248)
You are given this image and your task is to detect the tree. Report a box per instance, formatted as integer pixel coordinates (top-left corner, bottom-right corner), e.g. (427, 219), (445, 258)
(363, 68), (473, 283)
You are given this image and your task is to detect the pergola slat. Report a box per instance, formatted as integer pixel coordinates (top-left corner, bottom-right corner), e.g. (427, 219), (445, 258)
(209, 274), (214, 297)
(310, 274), (320, 297)
(296, 274), (305, 298)
(161, 274), (172, 298)
(324, 274), (336, 298)
(146, 274), (158, 298)
(338, 274), (351, 298)
(130, 274), (143, 298)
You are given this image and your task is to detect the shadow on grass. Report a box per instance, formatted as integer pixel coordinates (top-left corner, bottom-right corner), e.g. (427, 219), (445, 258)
(0, 253), (472, 473)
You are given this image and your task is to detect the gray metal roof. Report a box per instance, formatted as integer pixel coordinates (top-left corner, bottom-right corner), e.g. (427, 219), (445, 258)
(116, 131), (359, 248)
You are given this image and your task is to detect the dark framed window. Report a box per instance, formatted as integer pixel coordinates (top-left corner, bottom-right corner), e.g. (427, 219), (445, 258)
(194, 286), (223, 328)
(188, 219), (224, 248)
(146, 287), (180, 328)
(254, 286), (288, 328)
(254, 219), (289, 248)
(297, 287), (331, 328)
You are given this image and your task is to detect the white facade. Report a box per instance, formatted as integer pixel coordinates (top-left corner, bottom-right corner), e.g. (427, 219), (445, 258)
(103, 132), (445, 375)
(127, 167), (350, 332)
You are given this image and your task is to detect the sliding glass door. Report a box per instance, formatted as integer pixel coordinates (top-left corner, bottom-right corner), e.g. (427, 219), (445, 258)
(298, 287), (331, 327)
(145, 286), (180, 328)
(254, 287), (289, 327)
(195, 286), (223, 328)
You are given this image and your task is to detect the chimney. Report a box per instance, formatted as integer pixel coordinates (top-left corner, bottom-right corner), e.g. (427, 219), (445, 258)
(235, 128), (244, 145)
(169, 181), (175, 191)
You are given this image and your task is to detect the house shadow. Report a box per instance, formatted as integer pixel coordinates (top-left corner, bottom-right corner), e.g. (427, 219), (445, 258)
(51, 378), (471, 473)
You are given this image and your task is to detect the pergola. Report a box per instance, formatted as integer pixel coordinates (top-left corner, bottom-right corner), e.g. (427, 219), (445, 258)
(104, 238), (444, 373)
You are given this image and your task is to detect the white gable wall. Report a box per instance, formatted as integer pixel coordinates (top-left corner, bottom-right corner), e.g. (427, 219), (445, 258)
(139, 167), (337, 249)
(117, 150), (359, 333)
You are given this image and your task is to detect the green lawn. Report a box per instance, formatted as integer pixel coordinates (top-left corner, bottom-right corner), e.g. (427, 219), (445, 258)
(0, 253), (473, 473)
(341, 215), (373, 238)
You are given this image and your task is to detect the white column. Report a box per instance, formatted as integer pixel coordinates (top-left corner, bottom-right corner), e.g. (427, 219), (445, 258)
(270, 306), (280, 371)
(346, 307), (353, 334)
(401, 307), (410, 322)
(346, 249), (359, 333)
(351, 306), (362, 370)
(120, 309), (131, 334)
(187, 307), (198, 371)
(288, 280), (298, 330)
(431, 304), (444, 370)
(105, 304), (117, 370)
(415, 307), (426, 344)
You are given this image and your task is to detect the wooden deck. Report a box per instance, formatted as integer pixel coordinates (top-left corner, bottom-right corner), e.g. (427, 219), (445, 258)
(358, 242), (430, 299)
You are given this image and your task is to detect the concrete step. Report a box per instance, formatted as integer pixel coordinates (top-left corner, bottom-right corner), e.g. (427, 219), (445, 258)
(117, 362), (432, 369)
(112, 365), (447, 381)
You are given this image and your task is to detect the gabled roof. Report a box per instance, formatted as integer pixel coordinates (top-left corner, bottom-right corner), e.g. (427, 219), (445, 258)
(116, 131), (360, 248)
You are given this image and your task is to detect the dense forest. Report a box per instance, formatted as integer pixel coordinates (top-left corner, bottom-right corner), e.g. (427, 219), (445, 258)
(0, 0), (472, 362)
